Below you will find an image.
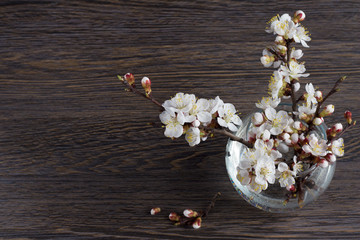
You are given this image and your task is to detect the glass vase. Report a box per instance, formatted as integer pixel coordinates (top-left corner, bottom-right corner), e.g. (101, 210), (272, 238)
(225, 111), (336, 212)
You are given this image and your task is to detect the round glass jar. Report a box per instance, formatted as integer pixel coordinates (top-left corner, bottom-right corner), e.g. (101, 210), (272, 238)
(225, 111), (336, 212)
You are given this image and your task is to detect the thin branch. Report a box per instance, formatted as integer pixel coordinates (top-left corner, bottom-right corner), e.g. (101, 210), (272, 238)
(285, 40), (297, 114)
(267, 47), (286, 62)
(201, 192), (221, 218)
(203, 127), (254, 148)
(119, 75), (164, 111)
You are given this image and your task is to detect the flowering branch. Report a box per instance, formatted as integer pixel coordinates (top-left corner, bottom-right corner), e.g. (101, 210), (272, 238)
(118, 73), (253, 148)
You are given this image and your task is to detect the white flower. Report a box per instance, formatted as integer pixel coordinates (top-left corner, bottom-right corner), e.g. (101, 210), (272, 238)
(185, 127), (201, 146)
(302, 133), (328, 157)
(331, 138), (344, 157)
(297, 104), (316, 120)
(255, 97), (281, 110)
(208, 96), (224, 114)
(293, 25), (311, 48)
(252, 112), (264, 126)
(280, 60), (310, 82)
(292, 156), (303, 175)
(237, 168), (251, 185)
(268, 70), (284, 98)
(217, 103), (242, 132)
(264, 107), (290, 135)
(248, 176), (268, 193)
(255, 157), (276, 186)
(159, 111), (184, 138)
(260, 49), (281, 68)
(290, 48), (304, 60)
(305, 83), (317, 107)
(254, 139), (282, 160)
(239, 148), (264, 170)
(267, 13), (296, 39)
(276, 162), (296, 188)
(162, 93), (196, 121)
(189, 98), (212, 124)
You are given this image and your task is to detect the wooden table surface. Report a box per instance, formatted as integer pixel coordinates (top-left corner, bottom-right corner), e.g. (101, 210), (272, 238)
(1, 0), (359, 239)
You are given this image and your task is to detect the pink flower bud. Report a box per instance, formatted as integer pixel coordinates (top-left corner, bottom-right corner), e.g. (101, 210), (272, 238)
(277, 45), (287, 55)
(293, 121), (303, 130)
(260, 55), (275, 67)
(325, 153), (336, 163)
(299, 133), (306, 142)
(293, 82), (300, 92)
(275, 36), (285, 45)
(262, 130), (271, 141)
(124, 73), (135, 85)
(291, 133), (299, 144)
(252, 112), (264, 126)
(169, 212), (180, 221)
(315, 91), (323, 101)
(302, 144), (311, 153)
(141, 77), (152, 96)
(183, 209), (198, 218)
(332, 123), (343, 133)
(192, 217), (202, 229)
(192, 120), (201, 128)
(313, 117), (324, 126)
(344, 110), (352, 124)
(278, 143), (289, 153)
(319, 104), (334, 117)
(286, 184), (296, 191)
(319, 159), (329, 168)
(150, 207), (161, 215)
(282, 133), (290, 140)
(293, 10), (306, 23)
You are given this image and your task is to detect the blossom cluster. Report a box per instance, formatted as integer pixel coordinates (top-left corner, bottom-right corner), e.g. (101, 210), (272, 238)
(160, 93), (242, 146)
(236, 10), (349, 195)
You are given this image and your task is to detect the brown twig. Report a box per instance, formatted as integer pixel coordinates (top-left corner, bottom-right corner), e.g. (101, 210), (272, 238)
(267, 47), (286, 62)
(202, 192), (221, 218)
(203, 127), (254, 148)
(285, 40), (297, 114)
(118, 75), (164, 111)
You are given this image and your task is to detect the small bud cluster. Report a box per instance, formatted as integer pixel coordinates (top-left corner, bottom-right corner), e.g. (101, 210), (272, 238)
(168, 209), (202, 229)
(119, 73), (152, 97)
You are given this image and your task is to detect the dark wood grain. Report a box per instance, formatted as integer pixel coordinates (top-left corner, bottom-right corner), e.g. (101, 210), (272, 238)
(1, 0), (359, 239)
